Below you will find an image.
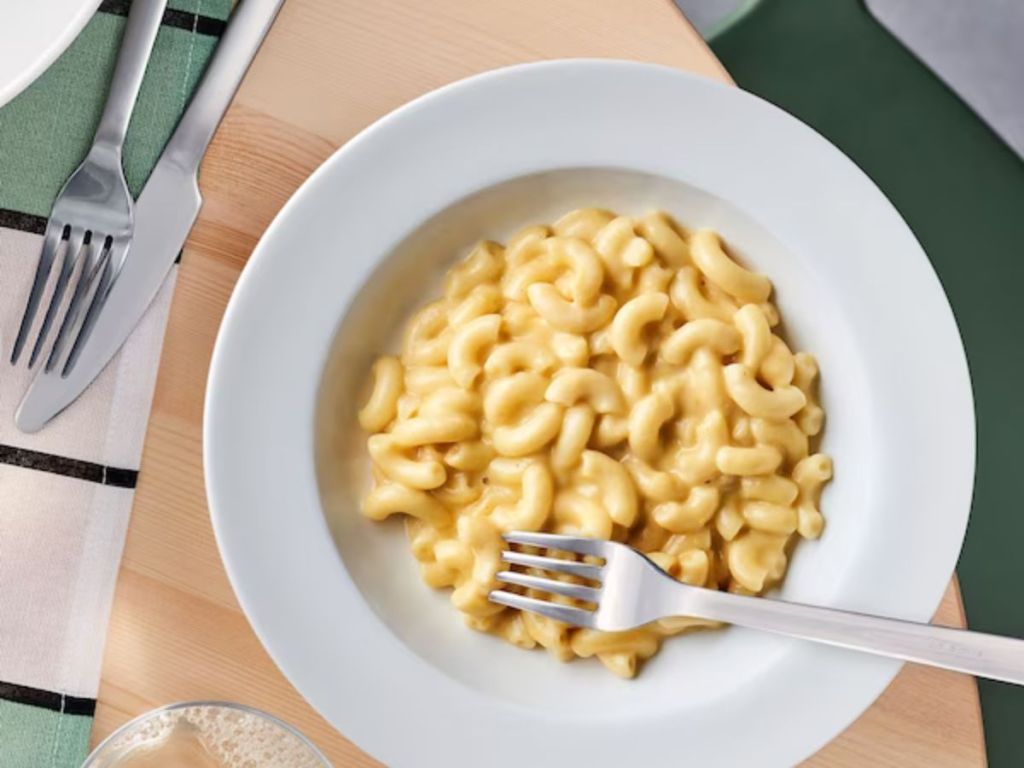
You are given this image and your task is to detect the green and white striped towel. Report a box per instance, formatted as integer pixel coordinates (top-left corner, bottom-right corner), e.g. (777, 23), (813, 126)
(0, 2), (230, 765)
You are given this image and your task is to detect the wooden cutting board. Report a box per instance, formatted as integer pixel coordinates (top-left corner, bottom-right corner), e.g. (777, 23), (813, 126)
(91, 0), (986, 765)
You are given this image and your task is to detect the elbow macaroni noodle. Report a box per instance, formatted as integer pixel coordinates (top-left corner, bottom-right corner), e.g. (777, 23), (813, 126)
(357, 209), (832, 677)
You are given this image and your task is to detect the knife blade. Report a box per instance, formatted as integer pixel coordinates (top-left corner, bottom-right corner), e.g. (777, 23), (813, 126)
(15, 163), (200, 432)
(15, 0), (286, 433)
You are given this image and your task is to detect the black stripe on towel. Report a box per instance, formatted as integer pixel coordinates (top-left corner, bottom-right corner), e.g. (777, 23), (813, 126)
(0, 209), (47, 235)
(99, 0), (228, 37)
(0, 681), (96, 716)
(0, 445), (138, 488)
(0, 209), (186, 261)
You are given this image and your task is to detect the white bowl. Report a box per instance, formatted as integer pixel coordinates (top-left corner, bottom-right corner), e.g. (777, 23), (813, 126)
(0, 0), (101, 108)
(205, 60), (974, 768)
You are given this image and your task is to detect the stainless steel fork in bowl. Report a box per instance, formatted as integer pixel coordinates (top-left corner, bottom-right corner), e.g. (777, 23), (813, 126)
(491, 531), (1024, 685)
(10, 0), (167, 375)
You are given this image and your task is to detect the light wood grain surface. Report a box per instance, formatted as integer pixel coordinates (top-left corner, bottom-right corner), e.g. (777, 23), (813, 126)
(92, 0), (986, 765)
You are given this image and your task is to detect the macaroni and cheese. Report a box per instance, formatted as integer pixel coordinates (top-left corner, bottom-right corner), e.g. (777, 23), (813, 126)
(357, 209), (832, 678)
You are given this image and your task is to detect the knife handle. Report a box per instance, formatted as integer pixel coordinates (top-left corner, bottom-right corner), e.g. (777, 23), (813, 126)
(164, 0), (286, 173)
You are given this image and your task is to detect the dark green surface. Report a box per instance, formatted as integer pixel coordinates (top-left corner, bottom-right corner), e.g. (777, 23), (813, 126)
(712, 1), (1024, 764)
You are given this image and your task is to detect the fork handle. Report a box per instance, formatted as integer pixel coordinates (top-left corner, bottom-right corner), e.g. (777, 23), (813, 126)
(95, 0), (168, 149)
(163, 0), (286, 174)
(686, 587), (1024, 685)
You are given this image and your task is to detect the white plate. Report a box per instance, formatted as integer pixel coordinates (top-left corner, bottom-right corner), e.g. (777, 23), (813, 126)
(205, 60), (974, 768)
(0, 0), (100, 108)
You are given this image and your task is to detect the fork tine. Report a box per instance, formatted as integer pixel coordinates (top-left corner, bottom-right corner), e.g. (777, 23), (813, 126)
(11, 220), (66, 364)
(62, 238), (125, 377)
(47, 234), (111, 372)
(502, 531), (609, 557)
(48, 236), (109, 374)
(27, 226), (87, 368)
(496, 570), (600, 603)
(501, 550), (603, 581)
(488, 590), (595, 628)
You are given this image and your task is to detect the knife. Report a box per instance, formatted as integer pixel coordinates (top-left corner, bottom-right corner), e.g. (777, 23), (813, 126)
(16, 0), (287, 433)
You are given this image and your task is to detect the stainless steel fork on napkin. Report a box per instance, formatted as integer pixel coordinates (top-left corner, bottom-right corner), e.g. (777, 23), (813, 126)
(10, 0), (167, 375)
(14, 0), (287, 433)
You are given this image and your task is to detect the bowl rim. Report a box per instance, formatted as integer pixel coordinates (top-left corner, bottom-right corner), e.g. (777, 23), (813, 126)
(204, 58), (975, 768)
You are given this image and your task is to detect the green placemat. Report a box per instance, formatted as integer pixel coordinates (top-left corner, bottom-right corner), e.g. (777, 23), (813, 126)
(712, 1), (1024, 764)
